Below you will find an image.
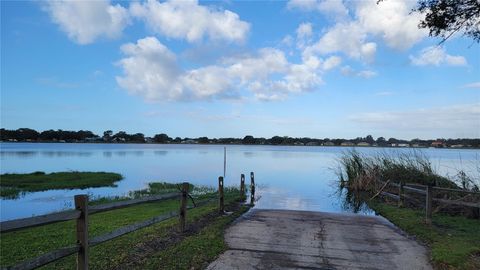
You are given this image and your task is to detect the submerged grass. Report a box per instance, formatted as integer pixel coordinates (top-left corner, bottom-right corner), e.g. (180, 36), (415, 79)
(0, 182), (246, 269)
(370, 200), (480, 269)
(0, 171), (123, 199)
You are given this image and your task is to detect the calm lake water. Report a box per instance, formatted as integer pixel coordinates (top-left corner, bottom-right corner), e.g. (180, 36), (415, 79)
(1, 143), (479, 221)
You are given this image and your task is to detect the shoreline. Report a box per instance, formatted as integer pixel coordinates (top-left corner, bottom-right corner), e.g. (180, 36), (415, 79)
(1, 141), (478, 150)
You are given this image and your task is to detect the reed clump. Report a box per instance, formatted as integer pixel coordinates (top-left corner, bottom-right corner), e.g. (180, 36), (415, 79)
(337, 150), (467, 192)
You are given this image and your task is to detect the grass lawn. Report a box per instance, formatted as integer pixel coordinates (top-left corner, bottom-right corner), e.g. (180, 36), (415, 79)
(370, 201), (480, 270)
(0, 187), (247, 269)
(0, 171), (123, 198)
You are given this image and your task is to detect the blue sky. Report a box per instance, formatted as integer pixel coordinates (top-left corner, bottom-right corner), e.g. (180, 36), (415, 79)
(1, 0), (479, 140)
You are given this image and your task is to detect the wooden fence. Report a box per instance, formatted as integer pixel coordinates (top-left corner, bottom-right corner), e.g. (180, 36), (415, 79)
(376, 180), (480, 224)
(0, 172), (256, 270)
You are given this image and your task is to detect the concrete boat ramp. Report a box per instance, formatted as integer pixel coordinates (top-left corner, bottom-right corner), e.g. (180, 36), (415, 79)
(207, 209), (432, 270)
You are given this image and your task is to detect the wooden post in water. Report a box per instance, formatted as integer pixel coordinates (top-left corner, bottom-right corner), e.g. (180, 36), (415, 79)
(219, 176), (225, 213)
(425, 185), (433, 225)
(179, 182), (189, 232)
(75, 195), (89, 270)
(250, 172), (255, 205)
(240, 174), (245, 200)
(398, 182), (404, 207)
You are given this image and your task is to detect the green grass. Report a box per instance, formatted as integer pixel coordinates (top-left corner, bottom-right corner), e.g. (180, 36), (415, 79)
(0, 171), (123, 198)
(0, 186), (246, 269)
(134, 205), (249, 269)
(370, 201), (480, 269)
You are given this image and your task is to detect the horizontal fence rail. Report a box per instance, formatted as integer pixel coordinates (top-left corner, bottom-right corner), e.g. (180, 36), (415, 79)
(0, 192), (181, 233)
(1, 172), (255, 270)
(375, 179), (480, 224)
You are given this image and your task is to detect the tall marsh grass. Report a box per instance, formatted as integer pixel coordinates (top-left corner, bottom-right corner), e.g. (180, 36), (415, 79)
(337, 150), (478, 192)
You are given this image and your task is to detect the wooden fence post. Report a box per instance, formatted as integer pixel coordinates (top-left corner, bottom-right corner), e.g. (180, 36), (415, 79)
(240, 174), (245, 200)
(219, 176), (225, 213)
(250, 172), (255, 205)
(425, 185), (433, 225)
(179, 182), (189, 232)
(398, 182), (404, 207)
(75, 195), (89, 270)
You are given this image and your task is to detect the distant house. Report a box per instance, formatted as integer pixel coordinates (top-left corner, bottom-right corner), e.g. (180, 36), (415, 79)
(306, 142), (319, 146)
(356, 142), (370, 147)
(450, 144), (464, 148)
(431, 141), (445, 148)
(323, 141), (334, 146)
(390, 143), (409, 147)
(341, 141), (355, 146)
(294, 141), (304, 146)
(182, 139), (197, 144)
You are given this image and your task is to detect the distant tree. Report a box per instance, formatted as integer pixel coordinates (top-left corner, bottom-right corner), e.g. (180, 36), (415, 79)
(242, 135), (255, 144)
(414, 0), (480, 43)
(153, 133), (171, 143)
(376, 137), (387, 146)
(131, 133), (145, 143)
(113, 131), (127, 141)
(197, 137), (209, 144)
(365, 135), (375, 145)
(269, 136), (284, 145)
(387, 138), (398, 144)
(173, 137), (182, 143)
(103, 130), (113, 141)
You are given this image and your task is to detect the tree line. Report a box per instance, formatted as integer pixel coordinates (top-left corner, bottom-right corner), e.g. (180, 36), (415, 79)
(1, 128), (479, 148)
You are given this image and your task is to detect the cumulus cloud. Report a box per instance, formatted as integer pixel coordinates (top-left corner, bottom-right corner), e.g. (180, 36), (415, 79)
(130, 0), (250, 43)
(303, 22), (377, 62)
(349, 103), (480, 137)
(299, 0), (427, 63)
(410, 46), (468, 66)
(116, 37), (327, 102)
(296, 22), (313, 48)
(44, 0), (129, 44)
(354, 0), (426, 50)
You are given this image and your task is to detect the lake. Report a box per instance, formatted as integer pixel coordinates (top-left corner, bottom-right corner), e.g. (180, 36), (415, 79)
(1, 143), (478, 221)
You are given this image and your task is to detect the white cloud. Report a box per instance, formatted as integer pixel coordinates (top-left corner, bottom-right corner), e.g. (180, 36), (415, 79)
(303, 22), (377, 63)
(130, 0), (250, 43)
(410, 46), (468, 66)
(287, 0), (348, 19)
(354, 0), (426, 50)
(296, 22), (313, 39)
(463, 82), (480, 89)
(322, 56), (342, 70)
(44, 0), (129, 44)
(349, 103), (480, 137)
(299, 0), (427, 63)
(340, 65), (377, 78)
(296, 22), (313, 48)
(116, 37), (325, 102)
(357, 70), (377, 78)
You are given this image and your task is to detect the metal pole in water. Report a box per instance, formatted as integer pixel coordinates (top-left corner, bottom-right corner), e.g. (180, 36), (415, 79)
(223, 146), (226, 179)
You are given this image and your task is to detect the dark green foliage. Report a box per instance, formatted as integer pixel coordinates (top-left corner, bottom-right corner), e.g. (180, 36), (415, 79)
(415, 0), (480, 43)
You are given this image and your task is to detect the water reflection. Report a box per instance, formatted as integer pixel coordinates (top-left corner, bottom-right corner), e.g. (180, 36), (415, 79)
(41, 151), (93, 157)
(154, 150), (168, 156)
(1, 143), (478, 220)
(0, 151), (38, 158)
